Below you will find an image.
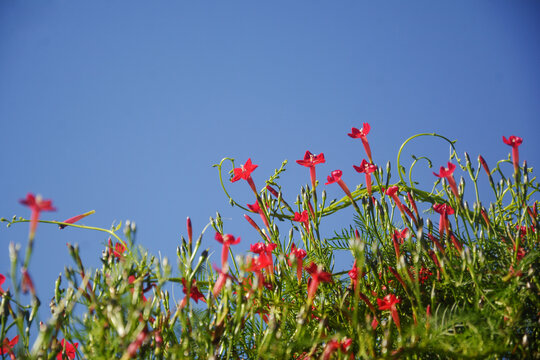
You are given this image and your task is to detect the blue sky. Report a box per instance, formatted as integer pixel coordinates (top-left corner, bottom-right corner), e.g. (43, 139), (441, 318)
(1, 1), (539, 312)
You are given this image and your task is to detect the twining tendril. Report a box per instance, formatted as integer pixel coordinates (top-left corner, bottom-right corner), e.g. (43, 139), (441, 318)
(396, 133), (461, 189)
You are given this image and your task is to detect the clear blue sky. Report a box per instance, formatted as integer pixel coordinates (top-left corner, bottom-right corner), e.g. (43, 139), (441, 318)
(1, 1), (539, 309)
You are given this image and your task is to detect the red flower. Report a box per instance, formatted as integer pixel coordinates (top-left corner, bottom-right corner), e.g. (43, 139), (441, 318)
(288, 243), (307, 284)
(385, 186), (407, 217)
(503, 135), (523, 173)
(247, 201), (269, 228)
(326, 169), (355, 199)
(57, 339), (78, 360)
(391, 228), (409, 259)
(293, 210), (310, 230)
(21, 268), (35, 296)
(212, 264), (232, 297)
(179, 278), (206, 309)
(325, 169), (342, 185)
(322, 338), (352, 360)
(128, 275), (153, 303)
(246, 255), (272, 289)
(20, 193), (56, 238)
(215, 233), (241, 267)
(305, 263), (333, 303)
(433, 203), (454, 237)
(108, 239), (126, 259)
(0, 273), (5, 295)
(478, 155), (492, 180)
(348, 260), (361, 289)
(297, 151), (326, 189)
(433, 162), (460, 200)
(250, 242), (277, 273)
(1, 335), (18, 356)
(353, 159), (377, 196)
(377, 294), (401, 329)
(348, 123), (373, 162)
(231, 158), (258, 194)
(59, 210), (95, 229)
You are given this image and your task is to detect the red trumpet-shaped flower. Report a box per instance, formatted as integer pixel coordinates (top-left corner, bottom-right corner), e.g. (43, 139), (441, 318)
(433, 162), (460, 200)
(231, 158), (258, 194)
(109, 240), (126, 259)
(322, 338), (352, 360)
(288, 243), (307, 284)
(385, 186), (407, 217)
(326, 170), (356, 206)
(0, 273), (5, 295)
(20, 193), (56, 239)
(59, 210), (95, 229)
(433, 203), (454, 237)
(1, 335), (18, 359)
(246, 254), (273, 289)
(391, 228), (409, 260)
(305, 262), (333, 303)
(293, 210), (310, 230)
(296, 151), (326, 189)
(212, 264), (232, 297)
(247, 201), (270, 228)
(353, 159), (377, 196)
(348, 123), (373, 162)
(502, 135), (523, 174)
(57, 339), (78, 360)
(215, 233), (241, 267)
(250, 242), (277, 273)
(377, 294), (401, 330)
(179, 278), (206, 309)
(21, 268), (35, 296)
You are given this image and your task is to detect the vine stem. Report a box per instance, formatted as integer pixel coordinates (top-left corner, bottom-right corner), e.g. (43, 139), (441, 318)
(7, 218), (127, 248)
(396, 133), (460, 185)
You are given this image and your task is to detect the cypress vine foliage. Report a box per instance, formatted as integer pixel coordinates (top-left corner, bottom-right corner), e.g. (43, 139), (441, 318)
(1, 129), (538, 359)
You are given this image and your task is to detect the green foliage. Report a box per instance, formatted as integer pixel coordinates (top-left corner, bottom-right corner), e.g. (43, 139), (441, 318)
(1, 132), (539, 359)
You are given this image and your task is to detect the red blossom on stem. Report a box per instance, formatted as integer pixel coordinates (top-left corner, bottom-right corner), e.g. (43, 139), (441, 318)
(377, 294), (401, 330)
(246, 255), (272, 289)
(57, 339), (78, 360)
(250, 242), (277, 273)
(433, 162), (460, 200)
(215, 233), (241, 267)
(108, 238), (126, 259)
(305, 263), (333, 303)
(407, 192), (419, 219)
(293, 210), (310, 230)
(0, 273), (5, 295)
(21, 268), (35, 296)
(296, 151), (326, 189)
(348, 123), (373, 162)
(478, 155), (493, 181)
(502, 135), (523, 173)
(59, 210), (95, 229)
(179, 278), (206, 309)
(433, 203), (454, 237)
(322, 338), (352, 360)
(391, 228), (409, 260)
(353, 159), (377, 196)
(385, 186), (407, 217)
(247, 201), (270, 228)
(288, 243), (307, 284)
(1, 335), (18, 358)
(20, 193), (56, 239)
(212, 265), (232, 297)
(186, 217), (193, 247)
(231, 158), (258, 194)
(326, 170), (356, 206)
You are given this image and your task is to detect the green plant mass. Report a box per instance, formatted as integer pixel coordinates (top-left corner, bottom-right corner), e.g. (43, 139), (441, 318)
(1, 127), (538, 359)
